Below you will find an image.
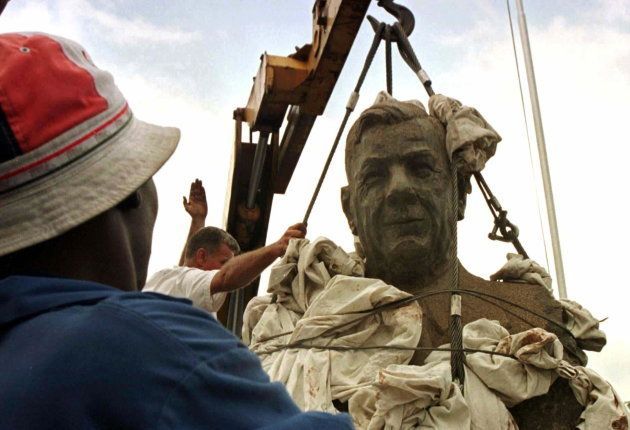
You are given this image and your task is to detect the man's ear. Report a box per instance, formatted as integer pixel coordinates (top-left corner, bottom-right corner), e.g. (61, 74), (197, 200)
(341, 185), (358, 235)
(194, 248), (207, 266)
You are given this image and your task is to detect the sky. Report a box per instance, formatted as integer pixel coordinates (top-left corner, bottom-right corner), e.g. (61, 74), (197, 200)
(2, 0), (629, 399)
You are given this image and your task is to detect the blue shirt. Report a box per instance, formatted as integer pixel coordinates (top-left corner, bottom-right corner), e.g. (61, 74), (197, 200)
(0, 276), (353, 429)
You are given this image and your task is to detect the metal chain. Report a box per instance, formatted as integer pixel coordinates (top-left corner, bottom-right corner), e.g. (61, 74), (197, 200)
(473, 172), (529, 258)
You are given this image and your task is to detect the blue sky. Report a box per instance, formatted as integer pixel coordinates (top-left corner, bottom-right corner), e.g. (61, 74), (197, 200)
(2, 0), (629, 399)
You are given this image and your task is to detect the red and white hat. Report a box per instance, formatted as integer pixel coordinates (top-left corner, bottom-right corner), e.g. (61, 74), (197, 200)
(0, 32), (180, 256)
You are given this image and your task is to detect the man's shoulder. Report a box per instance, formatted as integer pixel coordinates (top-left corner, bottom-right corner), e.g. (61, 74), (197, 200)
(145, 266), (215, 287)
(145, 265), (191, 282)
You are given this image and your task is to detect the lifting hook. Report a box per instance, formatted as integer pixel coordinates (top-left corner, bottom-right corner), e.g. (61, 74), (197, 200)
(367, 0), (415, 41)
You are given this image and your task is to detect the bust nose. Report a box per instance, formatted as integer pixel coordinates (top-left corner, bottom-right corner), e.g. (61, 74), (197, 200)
(385, 165), (417, 206)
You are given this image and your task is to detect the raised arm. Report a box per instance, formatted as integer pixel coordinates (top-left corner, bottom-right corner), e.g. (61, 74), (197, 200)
(210, 223), (306, 293)
(178, 179), (208, 265)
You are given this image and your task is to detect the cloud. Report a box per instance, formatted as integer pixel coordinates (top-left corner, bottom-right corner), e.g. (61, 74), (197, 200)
(0, 1), (82, 39)
(1, 0), (200, 46)
(594, 0), (630, 25)
(85, 6), (201, 45)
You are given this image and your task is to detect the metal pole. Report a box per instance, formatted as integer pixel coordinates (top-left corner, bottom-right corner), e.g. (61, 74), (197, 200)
(246, 132), (269, 209)
(515, 0), (567, 298)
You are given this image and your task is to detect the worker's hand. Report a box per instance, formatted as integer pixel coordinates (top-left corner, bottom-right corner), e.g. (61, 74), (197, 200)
(272, 222), (307, 257)
(183, 179), (208, 220)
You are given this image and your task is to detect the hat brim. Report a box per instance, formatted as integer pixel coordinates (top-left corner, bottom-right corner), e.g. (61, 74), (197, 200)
(0, 117), (179, 257)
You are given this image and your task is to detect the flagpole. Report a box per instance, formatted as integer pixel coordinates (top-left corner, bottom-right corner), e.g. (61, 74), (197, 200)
(514, 0), (567, 298)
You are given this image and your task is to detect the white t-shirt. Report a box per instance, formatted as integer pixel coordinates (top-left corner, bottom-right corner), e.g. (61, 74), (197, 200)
(143, 266), (227, 317)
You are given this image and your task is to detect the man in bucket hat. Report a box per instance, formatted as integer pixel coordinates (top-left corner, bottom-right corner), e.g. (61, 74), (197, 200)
(0, 33), (352, 429)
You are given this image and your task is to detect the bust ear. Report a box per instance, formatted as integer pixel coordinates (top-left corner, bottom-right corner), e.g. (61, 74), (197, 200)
(340, 185), (358, 235)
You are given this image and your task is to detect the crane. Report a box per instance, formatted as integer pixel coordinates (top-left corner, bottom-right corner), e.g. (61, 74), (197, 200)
(219, 0), (371, 331)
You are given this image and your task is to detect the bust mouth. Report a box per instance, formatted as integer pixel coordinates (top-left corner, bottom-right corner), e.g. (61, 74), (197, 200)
(382, 218), (429, 238)
(383, 218), (426, 227)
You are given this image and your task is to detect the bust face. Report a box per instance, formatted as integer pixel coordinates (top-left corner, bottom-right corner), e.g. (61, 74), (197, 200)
(342, 117), (452, 286)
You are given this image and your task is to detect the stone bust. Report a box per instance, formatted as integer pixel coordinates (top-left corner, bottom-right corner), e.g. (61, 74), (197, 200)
(341, 96), (454, 291)
(340, 95), (584, 429)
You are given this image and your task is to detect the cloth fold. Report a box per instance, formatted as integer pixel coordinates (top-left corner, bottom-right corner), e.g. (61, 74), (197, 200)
(559, 299), (607, 352)
(428, 93), (501, 173)
(490, 253), (553, 293)
(349, 362), (470, 430)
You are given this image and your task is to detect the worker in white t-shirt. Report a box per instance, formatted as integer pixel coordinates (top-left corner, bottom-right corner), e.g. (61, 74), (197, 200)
(144, 179), (306, 317)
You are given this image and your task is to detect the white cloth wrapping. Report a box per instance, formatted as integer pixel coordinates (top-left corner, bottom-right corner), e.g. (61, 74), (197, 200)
(488, 255), (607, 352)
(370, 92), (500, 176)
(349, 362), (471, 430)
(463, 319), (562, 407)
(560, 364), (630, 430)
(490, 253), (553, 293)
(244, 237), (422, 413)
(559, 299), (607, 352)
(351, 319), (628, 430)
(428, 93), (501, 173)
(243, 236), (628, 429)
(462, 319), (627, 430)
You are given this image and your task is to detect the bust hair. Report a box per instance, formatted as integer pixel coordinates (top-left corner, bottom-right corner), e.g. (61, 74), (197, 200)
(345, 101), (443, 179)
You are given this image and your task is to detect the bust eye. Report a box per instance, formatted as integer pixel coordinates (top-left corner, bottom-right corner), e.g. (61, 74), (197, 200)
(407, 158), (434, 178)
(362, 168), (386, 184)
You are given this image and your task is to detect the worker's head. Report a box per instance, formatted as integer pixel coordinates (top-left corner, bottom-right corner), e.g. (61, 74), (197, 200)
(183, 227), (241, 271)
(0, 32), (179, 290)
(341, 93), (455, 285)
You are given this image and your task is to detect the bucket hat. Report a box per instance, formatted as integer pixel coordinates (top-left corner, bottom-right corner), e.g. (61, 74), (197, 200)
(0, 32), (179, 256)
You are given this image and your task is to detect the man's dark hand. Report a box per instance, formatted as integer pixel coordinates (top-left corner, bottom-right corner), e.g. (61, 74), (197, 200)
(183, 179), (208, 221)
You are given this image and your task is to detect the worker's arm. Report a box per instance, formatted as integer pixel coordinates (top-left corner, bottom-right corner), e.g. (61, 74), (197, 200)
(178, 179), (208, 266)
(210, 223), (306, 293)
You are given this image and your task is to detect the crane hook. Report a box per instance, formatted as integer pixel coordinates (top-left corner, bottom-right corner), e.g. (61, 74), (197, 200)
(367, 0), (415, 41)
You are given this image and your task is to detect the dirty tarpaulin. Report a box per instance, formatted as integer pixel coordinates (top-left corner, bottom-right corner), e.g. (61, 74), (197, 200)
(243, 237), (422, 413)
(243, 237), (628, 429)
(489, 253), (607, 353)
(369, 91), (501, 177)
(350, 318), (628, 430)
